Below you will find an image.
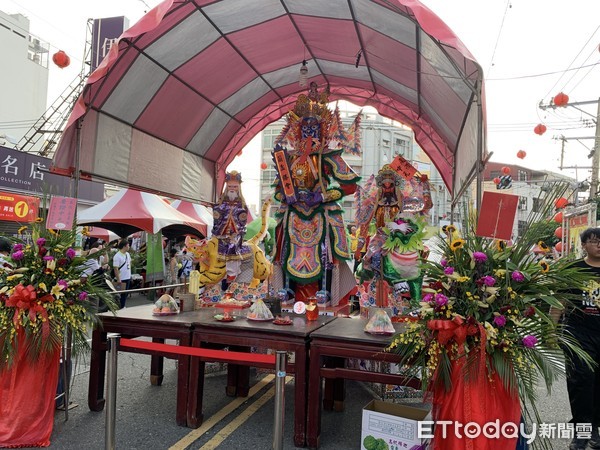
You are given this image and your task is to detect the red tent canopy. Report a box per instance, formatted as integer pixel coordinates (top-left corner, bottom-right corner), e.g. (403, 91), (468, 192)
(77, 188), (207, 238)
(170, 199), (213, 237)
(52, 0), (485, 202)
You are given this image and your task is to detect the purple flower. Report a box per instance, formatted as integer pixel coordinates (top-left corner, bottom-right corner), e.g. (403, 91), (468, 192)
(511, 271), (525, 282)
(57, 279), (68, 289)
(36, 238), (46, 247)
(522, 335), (538, 348)
(66, 247), (76, 259)
(12, 244), (23, 252)
(43, 255), (55, 261)
(435, 294), (448, 306)
(422, 293), (434, 303)
(78, 291), (88, 301)
(444, 266), (455, 275)
(440, 259), (448, 267)
(473, 252), (487, 263)
(11, 250), (24, 260)
(481, 276), (496, 286)
(493, 315), (507, 327)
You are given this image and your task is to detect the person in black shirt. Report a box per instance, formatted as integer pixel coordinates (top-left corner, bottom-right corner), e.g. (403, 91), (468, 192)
(561, 227), (600, 450)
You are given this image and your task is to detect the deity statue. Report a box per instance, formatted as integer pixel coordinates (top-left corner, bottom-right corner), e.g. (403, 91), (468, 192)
(211, 171), (250, 280)
(271, 82), (361, 304)
(355, 162), (432, 307)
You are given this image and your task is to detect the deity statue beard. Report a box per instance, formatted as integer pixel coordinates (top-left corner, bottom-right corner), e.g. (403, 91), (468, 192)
(226, 190), (239, 202)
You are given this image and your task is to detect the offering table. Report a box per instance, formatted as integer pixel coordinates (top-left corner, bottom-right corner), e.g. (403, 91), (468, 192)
(305, 318), (421, 448)
(89, 305), (195, 426)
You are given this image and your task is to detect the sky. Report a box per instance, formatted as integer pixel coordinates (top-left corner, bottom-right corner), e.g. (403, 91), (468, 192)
(1, 0), (599, 206)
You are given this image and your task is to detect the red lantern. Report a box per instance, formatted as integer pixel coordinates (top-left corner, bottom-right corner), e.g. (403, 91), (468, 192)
(553, 92), (569, 107)
(52, 50), (70, 68)
(260, 162), (268, 170)
(554, 226), (563, 239)
(555, 242), (563, 253)
(553, 212), (563, 223)
(516, 150), (526, 159)
(493, 177), (501, 185)
(554, 197), (568, 209)
(534, 124), (547, 135)
(501, 166), (511, 175)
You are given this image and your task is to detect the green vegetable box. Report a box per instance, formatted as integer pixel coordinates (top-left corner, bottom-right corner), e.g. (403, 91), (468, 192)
(361, 400), (430, 450)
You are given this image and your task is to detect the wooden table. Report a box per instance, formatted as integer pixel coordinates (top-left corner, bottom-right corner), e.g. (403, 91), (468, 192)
(306, 318), (421, 448)
(89, 305), (195, 426)
(185, 308), (337, 447)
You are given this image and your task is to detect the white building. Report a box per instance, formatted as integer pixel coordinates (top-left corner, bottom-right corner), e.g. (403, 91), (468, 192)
(0, 11), (49, 149)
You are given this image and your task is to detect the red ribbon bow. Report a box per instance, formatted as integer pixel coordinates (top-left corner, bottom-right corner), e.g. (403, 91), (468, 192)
(427, 316), (468, 345)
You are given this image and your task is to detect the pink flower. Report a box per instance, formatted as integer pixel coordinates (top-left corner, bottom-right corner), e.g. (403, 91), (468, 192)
(57, 279), (68, 289)
(78, 291), (88, 301)
(12, 244), (23, 252)
(66, 248), (76, 259)
(444, 266), (454, 275)
(493, 315), (507, 327)
(435, 294), (448, 306)
(43, 255), (54, 261)
(11, 250), (24, 260)
(473, 252), (487, 263)
(511, 271), (525, 282)
(36, 238), (46, 247)
(481, 276), (496, 286)
(440, 259), (448, 267)
(522, 335), (538, 348)
(423, 293), (434, 303)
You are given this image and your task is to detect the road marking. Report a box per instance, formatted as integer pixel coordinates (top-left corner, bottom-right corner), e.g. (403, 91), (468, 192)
(169, 374), (275, 450)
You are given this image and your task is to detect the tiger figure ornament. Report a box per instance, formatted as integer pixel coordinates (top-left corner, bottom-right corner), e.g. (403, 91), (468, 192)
(185, 198), (272, 291)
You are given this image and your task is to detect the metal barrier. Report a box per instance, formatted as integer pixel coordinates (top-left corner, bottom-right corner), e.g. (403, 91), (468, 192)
(103, 337), (286, 449)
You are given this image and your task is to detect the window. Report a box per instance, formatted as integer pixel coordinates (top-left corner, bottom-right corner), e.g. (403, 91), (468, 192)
(382, 139), (390, 147)
(532, 198), (541, 213)
(518, 170), (528, 181)
(518, 220), (527, 237)
(518, 197), (527, 210)
(490, 171), (501, 179)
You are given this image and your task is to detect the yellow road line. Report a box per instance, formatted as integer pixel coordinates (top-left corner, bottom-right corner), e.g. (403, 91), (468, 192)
(169, 374), (275, 450)
(199, 376), (293, 450)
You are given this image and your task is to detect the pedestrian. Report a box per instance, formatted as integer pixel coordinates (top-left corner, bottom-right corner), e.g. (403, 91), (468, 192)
(113, 239), (131, 309)
(0, 237), (12, 268)
(556, 227), (600, 450)
(165, 248), (178, 296)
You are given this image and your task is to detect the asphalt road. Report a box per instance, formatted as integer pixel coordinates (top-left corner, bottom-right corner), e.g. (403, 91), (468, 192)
(41, 293), (576, 450)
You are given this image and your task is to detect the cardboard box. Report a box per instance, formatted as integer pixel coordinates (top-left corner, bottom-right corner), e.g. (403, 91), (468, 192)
(361, 399), (430, 450)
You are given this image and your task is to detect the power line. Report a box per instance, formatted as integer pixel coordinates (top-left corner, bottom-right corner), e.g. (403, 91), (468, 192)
(486, 0), (512, 76)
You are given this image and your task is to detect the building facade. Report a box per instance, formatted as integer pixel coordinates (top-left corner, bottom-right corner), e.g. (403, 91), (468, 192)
(0, 11), (49, 150)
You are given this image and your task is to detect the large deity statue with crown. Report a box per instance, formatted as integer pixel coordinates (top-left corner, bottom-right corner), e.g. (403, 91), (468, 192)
(271, 82), (361, 304)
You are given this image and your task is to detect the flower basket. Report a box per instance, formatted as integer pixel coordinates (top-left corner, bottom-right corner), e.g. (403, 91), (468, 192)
(387, 183), (594, 450)
(0, 215), (117, 447)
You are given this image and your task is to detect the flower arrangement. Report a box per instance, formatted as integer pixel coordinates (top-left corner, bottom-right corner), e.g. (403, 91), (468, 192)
(388, 184), (592, 440)
(0, 220), (117, 370)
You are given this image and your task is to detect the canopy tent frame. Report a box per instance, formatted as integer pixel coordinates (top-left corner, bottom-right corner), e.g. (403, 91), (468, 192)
(52, 0), (488, 209)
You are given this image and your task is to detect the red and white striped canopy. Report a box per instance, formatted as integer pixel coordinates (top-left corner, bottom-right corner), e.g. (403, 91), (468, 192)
(83, 226), (120, 243)
(170, 199), (213, 237)
(53, 0), (485, 201)
(77, 188), (207, 238)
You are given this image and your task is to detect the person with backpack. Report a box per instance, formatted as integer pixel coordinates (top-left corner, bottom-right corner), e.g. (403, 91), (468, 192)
(113, 239), (131, 308)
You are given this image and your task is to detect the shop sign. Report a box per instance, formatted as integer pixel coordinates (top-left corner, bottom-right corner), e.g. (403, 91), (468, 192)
(0, 192), (39, 222)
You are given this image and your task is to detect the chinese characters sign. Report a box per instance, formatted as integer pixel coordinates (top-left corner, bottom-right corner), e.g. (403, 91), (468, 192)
(47, 196), (78, 230)
(273, 146), (297, 204)
(0, 145), (103, 202)
(0, 192), (39, 222)
(389, 155), (417, 180)
(91, 16), (128, 72)
(476, 191), (519, 241)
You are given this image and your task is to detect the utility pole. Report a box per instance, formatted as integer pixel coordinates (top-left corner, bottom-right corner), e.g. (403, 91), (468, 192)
(540, 98), (600, 198)
(590, 99), (600, 199)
